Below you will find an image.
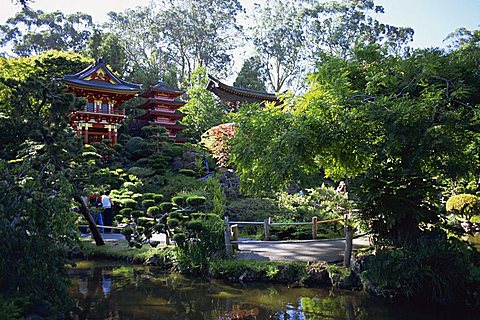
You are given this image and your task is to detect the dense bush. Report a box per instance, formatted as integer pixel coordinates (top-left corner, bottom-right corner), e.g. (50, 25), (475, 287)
(360, 231), (480, 304)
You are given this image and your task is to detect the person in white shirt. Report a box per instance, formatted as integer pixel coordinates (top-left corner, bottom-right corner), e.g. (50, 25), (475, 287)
(101, 191), (113, 233)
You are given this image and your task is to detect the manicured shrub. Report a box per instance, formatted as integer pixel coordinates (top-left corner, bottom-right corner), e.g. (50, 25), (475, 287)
(147, 206), (160, 216)
(179, 169), (196, 177)
(167, 218), (180, 228)
(172, 195), (188, 207)
(159, 202), (174, 214)
(131, 210), (143, 218)
(186, 195), (206, 207)
(119, 208), (133, 216)
(186, 220), (204, 233)
(153, 194), (164, 203)
(121, 199), (137, 209)
(142, 199), (155, 208)
(446, 194), (479, 220)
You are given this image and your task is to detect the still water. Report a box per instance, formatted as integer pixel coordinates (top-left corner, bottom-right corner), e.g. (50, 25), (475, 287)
(68, 261), (478, 320)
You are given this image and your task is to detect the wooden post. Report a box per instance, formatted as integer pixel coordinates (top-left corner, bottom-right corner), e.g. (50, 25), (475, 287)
(343, 214), (353, 267)
(224, 216), (232, 255)
(312, 216), (318, 240)
(231, 224), (239, 251)
(263, 218), (270, 241)
(74, 195), (104, 246)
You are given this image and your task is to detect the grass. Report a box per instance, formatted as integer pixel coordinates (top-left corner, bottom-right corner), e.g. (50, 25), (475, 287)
(79, 238), (173, 263)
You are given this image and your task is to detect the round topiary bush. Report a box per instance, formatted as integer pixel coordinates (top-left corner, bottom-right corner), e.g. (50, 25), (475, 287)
(142, 199), (155, 208)
(119, 208), (133, 216)
(153, 194), (164, 203)
(159, 202), (174, 214)
(186, 196), (206, 207)
(167, 218), (180, 228)
(186, 220), (204, 233)
(147, 206), (160, 217)
(446, 194), (479, 220)
(172, 195), (188, 207)
(121, 199), (138, 209)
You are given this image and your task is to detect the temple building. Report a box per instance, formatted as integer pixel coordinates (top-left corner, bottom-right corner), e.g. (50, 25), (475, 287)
(136, 81), (187, 142)
(206, 75), (279, 107)
(63, 59), (142, 144)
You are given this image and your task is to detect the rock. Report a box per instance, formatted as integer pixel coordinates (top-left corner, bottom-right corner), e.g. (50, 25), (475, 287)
(328, 265), (361, 289)
(304, 261), (331, 286)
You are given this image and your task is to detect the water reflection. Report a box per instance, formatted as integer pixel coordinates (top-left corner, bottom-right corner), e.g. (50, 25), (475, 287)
(68, 262), (478, 320)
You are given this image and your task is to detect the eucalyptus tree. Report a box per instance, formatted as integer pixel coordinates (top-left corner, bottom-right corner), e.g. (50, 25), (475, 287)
(105, 3), (175, 87)
(249, 0), (307, 92)
(0, 7), (94, 56)
(300, 0), (414, 59)
(158, 0), (244, 81)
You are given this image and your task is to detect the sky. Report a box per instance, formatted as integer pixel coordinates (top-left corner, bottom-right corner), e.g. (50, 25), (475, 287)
(0, 0), (479, 49)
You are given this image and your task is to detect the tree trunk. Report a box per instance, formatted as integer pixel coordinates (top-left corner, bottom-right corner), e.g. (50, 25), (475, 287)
(74, 195), (104, 246)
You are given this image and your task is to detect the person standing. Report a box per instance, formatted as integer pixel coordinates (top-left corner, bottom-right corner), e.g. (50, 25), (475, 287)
(101, 191), (113, 233)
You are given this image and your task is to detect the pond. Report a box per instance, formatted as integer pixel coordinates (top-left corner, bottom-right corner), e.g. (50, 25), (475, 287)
(68, 261), (478, 320)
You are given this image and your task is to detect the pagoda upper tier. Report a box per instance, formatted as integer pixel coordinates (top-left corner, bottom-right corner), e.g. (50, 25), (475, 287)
(206, 75), (279, 107)
(137, 81), (187, 142)
(63, 59), (142, 144)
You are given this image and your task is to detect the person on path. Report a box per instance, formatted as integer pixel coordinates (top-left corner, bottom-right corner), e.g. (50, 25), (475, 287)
(86, 189), (104, 233)
(101, 191), (113, 233)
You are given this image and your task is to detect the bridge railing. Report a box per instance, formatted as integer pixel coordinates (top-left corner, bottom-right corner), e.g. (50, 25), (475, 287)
(224, 210), (361, 266)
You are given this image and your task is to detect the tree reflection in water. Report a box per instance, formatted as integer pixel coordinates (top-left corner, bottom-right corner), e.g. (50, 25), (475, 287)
(68, 263), (478, 320)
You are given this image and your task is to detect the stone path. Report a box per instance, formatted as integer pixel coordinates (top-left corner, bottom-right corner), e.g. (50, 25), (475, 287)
(81, 232), (369, 262)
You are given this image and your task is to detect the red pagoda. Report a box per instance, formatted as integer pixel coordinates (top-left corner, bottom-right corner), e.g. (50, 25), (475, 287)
(136, 81), (186, 142)
(63, 59), (142, 144)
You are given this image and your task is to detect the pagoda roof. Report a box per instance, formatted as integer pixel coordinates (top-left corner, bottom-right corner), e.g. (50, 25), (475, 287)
(206, 75), (279, 105)
(138, 109), (185, 120)
(63, 59), (142, 94)
(138, 98), (185, 109)
(141, 81), (185, 98)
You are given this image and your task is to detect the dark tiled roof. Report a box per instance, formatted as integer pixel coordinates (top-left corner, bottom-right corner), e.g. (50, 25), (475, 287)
(206, 75), (278, 104)
(152, 81), (185, 94)
(63, 59), (142, 92)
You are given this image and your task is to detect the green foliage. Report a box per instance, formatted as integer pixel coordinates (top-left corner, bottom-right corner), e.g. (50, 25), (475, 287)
(179, 169), (196, 176)
(156, 171), (203, 200)
(186, 195), (206, 207)
(0, 8), (94, 56)
(360, 232), (479, 303)
(233, 55), (266, 91)
(180, 66), (227, 140)
(159, 202), (175, 214)
(231, 43), (480, 246)
(209, 259), (308, 283)
(446, 194), (479, 220)
(141, 199), (155, 208)
(147, 206), (160, 217)
(205, 176), (226, 216)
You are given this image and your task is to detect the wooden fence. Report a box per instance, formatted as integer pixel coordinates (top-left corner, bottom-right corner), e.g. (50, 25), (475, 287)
(224, 211), (359, 267)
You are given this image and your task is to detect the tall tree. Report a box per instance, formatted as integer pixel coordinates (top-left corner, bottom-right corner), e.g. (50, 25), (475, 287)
(301, 0), (414, 59)
(158, 0), (243, 81)
(0, 8), (94, 56)
(249, 0), (306, 92)
(0, 51), (92, 312)
(234, 56), (267, 91)
(105, 3), (175, 86)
